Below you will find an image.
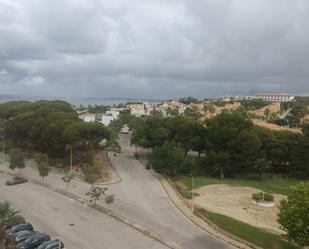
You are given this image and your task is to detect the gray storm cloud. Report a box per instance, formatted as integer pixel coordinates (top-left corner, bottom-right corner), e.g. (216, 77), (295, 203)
(0, 0), (309, 99)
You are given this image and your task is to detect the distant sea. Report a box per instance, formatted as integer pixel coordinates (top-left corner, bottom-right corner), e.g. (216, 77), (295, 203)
(0, 94), (161, 107)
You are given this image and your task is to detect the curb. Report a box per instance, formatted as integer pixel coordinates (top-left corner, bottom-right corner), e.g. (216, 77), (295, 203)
(1, 170), (180, 249)
(159, 177), (263, 249)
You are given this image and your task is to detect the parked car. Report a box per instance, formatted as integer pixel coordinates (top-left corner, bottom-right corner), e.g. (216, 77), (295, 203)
(9, 223), (33, 236)
(16, 231), (38, 243)
(37, 239), (64, 249)
(14, 230), (34, 239)
(6, 176), (28, 186)
(18, 234), (50, 249)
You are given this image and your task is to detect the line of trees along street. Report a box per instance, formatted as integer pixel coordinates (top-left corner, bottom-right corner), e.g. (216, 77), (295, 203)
(130, 111), (309, 179)
(0, 100), (119, 168)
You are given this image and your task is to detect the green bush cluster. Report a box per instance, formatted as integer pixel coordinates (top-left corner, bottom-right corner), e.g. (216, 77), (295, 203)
(252, 192), (274, 202)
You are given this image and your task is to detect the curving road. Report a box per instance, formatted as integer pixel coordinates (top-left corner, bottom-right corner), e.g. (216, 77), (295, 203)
(108, 134), (235, 249)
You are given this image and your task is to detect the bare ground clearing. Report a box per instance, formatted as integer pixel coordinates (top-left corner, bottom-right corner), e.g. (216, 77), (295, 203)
(194, 184), (285, 234)
(94, 151), (120, 184)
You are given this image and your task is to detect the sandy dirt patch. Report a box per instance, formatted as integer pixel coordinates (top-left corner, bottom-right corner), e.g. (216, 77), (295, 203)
(252, 119), (301, 133)
(94, 151), (120, 184)
(194, 184), (285, 234)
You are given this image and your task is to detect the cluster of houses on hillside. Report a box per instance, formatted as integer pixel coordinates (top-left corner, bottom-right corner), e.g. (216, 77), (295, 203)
(78, 93), (297, 125)
(78, 100), (241, 124)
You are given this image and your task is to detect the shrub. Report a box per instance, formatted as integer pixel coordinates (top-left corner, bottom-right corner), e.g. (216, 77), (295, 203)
(252, 192), (263, 201)
(5, 215), (25, 229)
(264, 192), (274, 202)
(252, 192), (274, 202)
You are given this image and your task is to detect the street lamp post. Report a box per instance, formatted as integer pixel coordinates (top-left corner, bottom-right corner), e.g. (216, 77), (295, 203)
(65, 144), (73, 176)
(69, 146), (72, 177)
(0, 136), (4, 154)
(191, 174), (195, 213)
(185, 174), (195, 214)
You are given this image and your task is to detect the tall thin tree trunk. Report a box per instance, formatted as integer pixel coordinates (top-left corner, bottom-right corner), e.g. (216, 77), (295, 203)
(220, 171), (224, 180)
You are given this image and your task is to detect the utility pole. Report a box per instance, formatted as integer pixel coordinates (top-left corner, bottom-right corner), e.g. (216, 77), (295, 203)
(191, 175), (195, 213)
(0, 136), (4, 161)
(70, 146), (73, 177)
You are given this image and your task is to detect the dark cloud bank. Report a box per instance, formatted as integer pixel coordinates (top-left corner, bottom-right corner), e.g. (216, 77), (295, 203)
(0, 0), (309, 99)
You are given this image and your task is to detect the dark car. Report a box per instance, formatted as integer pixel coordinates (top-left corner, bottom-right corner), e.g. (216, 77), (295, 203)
(18, 234), (50, 249)
(6, 176), (28, 186)
(14, 230), (33, 238)
(37, 239), (64, 249)
(9, 223), (33, 236)
(15, 230), (37, 243)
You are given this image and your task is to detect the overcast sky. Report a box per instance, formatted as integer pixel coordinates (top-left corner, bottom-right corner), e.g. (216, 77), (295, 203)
(0, 0), (308, 99)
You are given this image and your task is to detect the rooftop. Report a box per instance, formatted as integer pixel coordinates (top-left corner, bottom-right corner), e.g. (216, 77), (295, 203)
(256, 93), (294, 96)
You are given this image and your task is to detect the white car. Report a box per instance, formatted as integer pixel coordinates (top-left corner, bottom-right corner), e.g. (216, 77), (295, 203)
(121, 126), (129, 134)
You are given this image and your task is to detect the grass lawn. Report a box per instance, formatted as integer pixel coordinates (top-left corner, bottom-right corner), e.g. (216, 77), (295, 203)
(196, 209), (300, 249)
(174, 176), (304, 195)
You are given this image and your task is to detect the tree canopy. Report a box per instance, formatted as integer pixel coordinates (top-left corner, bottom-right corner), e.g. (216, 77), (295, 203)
(3, 101), (115, 159)
(278, 183), (309, 247)
(130, 110), (309, 179)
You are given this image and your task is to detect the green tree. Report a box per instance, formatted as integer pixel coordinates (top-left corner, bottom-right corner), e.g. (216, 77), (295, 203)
(234, 130), (261, 174)
(278, 183), (309, 247)
(37, 161), (51, 180)
(9, 149), (25, 173)
(150, 142), (185, 176)
(212, 151), (231, 179)
(4, 100), (112, 159)
(253, 157), (271, 181)
(62, 172), (75, 192)
(35, 153), (50, 180)
(290, 135), (309, 178)
(82, 164), (98, 186)
(179, 96), (198, 105)
(105, 137), (121, 158)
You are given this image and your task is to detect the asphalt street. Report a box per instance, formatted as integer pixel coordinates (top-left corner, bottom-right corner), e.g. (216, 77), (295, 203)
(0, 175), (168, 249)
(0, 134), (236, 249)
(107, 134), (235, 249)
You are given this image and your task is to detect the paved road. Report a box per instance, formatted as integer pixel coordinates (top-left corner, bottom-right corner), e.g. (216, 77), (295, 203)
(0, 174), (168, 249)
(107, 134), (235, 249)
(0, 135), (235, 249)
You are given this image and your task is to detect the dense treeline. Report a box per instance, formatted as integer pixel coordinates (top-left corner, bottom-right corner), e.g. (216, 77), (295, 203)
(76, 104), (110, 114)
(1, 101), (116, 163)
(130, 111), (309, 179)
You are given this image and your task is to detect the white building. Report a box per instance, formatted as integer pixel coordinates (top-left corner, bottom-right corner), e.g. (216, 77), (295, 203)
(101, 115), (114, 126)
(256, 93), (295, 102)
(79, 113), (96, 122)
(106, 109), (120, 119)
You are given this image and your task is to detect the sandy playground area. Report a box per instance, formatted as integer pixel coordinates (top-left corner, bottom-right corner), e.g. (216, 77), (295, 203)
(194, 184), (285, 234)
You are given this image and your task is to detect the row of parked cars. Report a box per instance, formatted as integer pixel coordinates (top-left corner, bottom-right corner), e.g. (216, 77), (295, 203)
(8, 223), (64, 249)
